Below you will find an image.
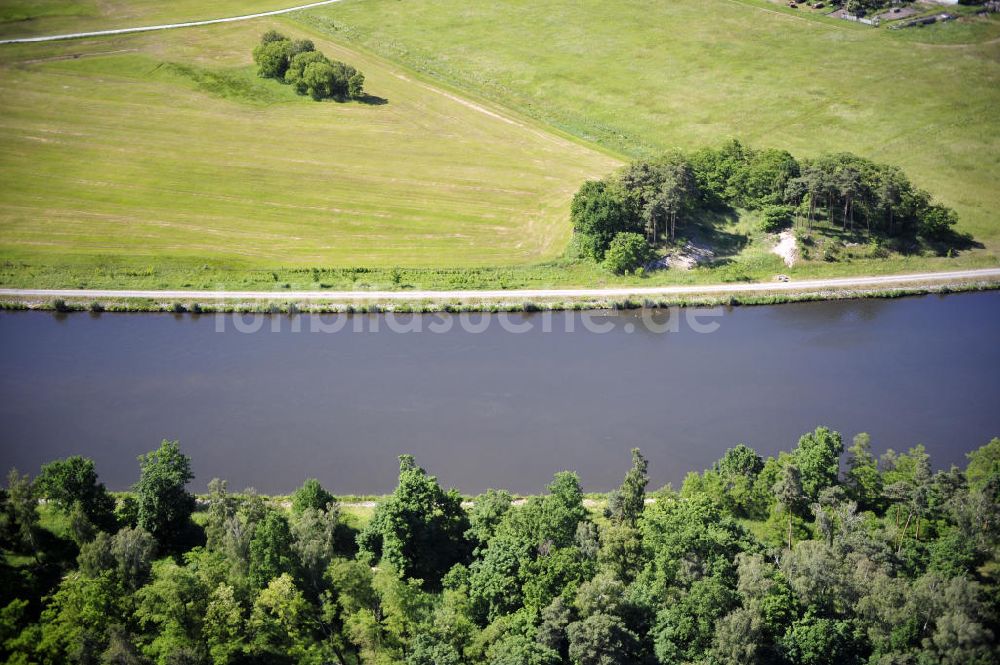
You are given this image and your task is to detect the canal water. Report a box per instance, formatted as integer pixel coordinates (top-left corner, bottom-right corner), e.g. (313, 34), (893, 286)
(1, 291), (998, 494)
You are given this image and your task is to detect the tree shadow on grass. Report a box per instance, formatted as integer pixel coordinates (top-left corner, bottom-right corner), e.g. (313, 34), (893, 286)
(324, 93), (388, 105)
(684, 206), (747, 258)
(924, 229), (984, 257)
(800, 220), (982, 258)
(355, 94), (388, 106)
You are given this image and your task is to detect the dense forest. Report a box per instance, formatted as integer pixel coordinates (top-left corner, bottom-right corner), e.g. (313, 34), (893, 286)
(2, 431), (998, 665)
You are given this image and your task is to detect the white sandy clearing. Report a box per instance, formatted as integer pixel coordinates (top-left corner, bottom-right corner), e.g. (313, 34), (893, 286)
(772, 230), (797, 268)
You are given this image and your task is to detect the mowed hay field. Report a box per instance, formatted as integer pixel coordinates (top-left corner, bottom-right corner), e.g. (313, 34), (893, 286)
(0, 0), (318, 39)
(300, 0), (1000, 261)
(0, 19), (619, 276)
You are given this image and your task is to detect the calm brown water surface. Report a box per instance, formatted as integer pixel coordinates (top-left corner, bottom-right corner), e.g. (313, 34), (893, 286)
(1, 292), (998, 494)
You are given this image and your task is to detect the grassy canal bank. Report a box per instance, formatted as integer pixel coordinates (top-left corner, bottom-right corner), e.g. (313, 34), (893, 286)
(3, 279), (999, 314)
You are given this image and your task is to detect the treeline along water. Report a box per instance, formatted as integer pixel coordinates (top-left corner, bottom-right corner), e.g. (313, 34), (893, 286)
(1, 291), (998, 494)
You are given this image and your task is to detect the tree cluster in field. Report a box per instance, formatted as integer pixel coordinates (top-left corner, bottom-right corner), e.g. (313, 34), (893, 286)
(572, 140), (961, 274)
(252, 31), (365, 101)
(2, 432), (998, 665)
(826, 0), (966, 18)
(840, 0), (893, 15)
(838, 0), (985, 16)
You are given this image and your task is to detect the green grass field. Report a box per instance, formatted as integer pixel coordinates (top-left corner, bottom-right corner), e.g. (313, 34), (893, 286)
(0, 0), (997, 292)
(0, 19), (618, 278)
(295, 0), (1000, 252)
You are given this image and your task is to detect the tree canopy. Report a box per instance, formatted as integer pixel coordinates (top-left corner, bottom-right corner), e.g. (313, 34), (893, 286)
(572, 139), (964, 269)
(2, 431), (998, 665)
(133, 439), (195, 549)
(36, 455), (116, 531)
(252, 31), (366, 102)
(358, 455), (471, 588)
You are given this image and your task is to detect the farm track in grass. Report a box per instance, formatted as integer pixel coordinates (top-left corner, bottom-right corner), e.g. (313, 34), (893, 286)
(295, 0), (1000, 261)
(0, 19), (619, 274)
(0, 0), (334, 40)
(0, 0), (347, 44)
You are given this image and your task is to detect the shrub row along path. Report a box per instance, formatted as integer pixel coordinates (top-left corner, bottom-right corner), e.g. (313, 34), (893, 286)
(0, 0), (346, 44)
(2, 268), (999, 302)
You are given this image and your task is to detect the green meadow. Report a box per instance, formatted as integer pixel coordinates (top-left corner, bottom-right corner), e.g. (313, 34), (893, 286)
(297, 0), (1000, 252)
(0, 0), (997, 291)
(0, 19), (617, 281)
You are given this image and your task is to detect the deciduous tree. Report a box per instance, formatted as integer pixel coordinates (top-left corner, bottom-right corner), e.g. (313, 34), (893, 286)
(36, 456), (116, 531)
(134, 440), (195, 549)
(358, 455), (471, 588)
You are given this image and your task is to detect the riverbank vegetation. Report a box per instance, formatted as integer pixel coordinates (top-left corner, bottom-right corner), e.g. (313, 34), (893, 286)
(2, 433), (998, 664)
(0, 279), (997, 316)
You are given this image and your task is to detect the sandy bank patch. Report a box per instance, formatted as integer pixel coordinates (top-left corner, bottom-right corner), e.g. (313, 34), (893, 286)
(772, 230), (797, 267)
(646, 242), (716, 271)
